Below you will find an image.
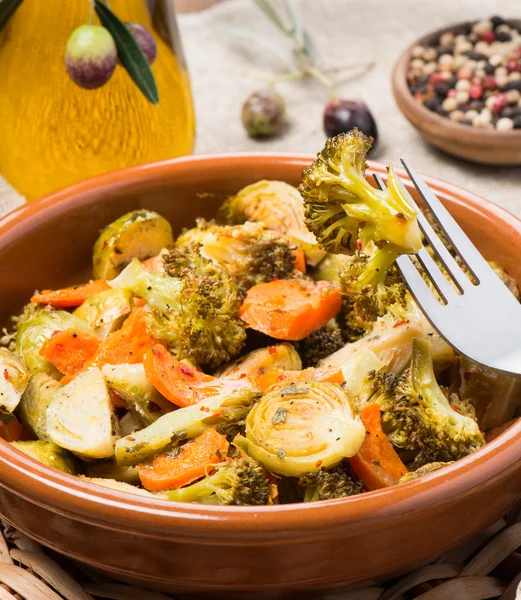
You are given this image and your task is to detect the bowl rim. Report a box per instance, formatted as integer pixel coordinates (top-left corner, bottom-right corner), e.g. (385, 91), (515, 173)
(392, 19), (521, 142)
(2, 152), (521, 542)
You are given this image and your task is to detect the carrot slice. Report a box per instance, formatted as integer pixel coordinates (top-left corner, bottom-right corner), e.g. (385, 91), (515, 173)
(39, 328), (102, 378)
(89, 308), (160, 369)
(138, 428), (229, 491)
(142, 253), (165, 274)
(0, 414), (26, 442)
(31, 280), (110, 307)
(292, 246), (306, 274)
(239, 279), (341, 341)
(255, 365), (344, 392)
(348, 403), (408, 490)
(144, 344), (243, 408)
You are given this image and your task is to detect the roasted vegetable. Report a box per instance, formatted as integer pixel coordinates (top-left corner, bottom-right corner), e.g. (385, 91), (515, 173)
(293, 321), (344, 368)
(165, 457), (270, 505)
(300, 129), (422, 255)
(46, 367), (119, 460)
(73, 288), (133, 339)
(0, 348), (29, 413)
(31, 280), (110, 308)
(16, 311), (95, 378)
(138, 428), (230, 491)
(312, 253), (351, 282)
(12, 440), (77, 475)
(93, 210), (174, 280)
(110, 246), (246, 368)
(39, 329), (102, 378)
(320, 310), (454, 394)
(101, 363), (173, 425)
(348, 403), (407, 490)
(234, 381), (365, 477)
(216, 343), (302, 380)
(80, 476), (162, 498)
(175, 220), (300, 291)
(339, 246), (408, 334)
(239, 279), (342, 341)
(217, 180), (325, 266)
(86, 460), (140, 485)
(18, 374), (61, 441)
(365, 339), (485, 467)
(459, 357), (521, 430)
(115, 383), (260, 466)
(399, 461), (454, 484)
(298, 464), (363, 502)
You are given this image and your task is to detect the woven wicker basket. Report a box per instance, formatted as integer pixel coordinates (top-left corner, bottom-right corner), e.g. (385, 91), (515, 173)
(1, 503), (521, 600)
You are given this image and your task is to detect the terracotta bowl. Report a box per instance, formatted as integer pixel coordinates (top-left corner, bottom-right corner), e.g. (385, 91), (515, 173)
(392, 21), (521, 165)
(1, 154), (521, 598)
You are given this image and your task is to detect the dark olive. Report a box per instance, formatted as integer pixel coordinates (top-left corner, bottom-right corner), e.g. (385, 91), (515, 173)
(125, 23), (158, 65)
(323, 98), (378, 146)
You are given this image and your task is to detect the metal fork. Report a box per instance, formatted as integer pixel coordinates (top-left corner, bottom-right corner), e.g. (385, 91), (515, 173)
(373, 160), (521, 377)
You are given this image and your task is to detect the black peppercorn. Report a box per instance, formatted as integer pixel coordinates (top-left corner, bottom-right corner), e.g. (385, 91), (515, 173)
(496, 31), (512, 42)
(424, 98), (440, 111)
(503, 80), (521, 92)
(513, 115), (521, 128)
(484, 63), (495, 75)
(490, 15), (505, 28)
(434, 82), (451, 97)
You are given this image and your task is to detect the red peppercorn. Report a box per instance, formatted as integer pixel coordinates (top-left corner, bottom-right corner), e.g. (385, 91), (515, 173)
(469, 84), (483, 99)
(492, 92), (507, 113)
(483, 75), (497, 90)
(458, 67), (473, 80)
(479, 30), (496, 44)
(447, 88), (457, 98)
(430, 72), (445, 85)
(513, 48), (521, 59)
(507, 59), (521, 73)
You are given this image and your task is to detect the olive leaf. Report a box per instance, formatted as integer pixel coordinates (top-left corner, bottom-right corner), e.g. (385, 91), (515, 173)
(94, 0), (159, 105)
(0, 0), (24, 34)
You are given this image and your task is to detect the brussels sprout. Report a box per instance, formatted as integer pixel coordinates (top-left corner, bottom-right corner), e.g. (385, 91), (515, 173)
(46, 367), (119, 460)
(86, 460), (140, 484)
(0, 348), (29, 413)
(234, 381), (365, 477)
(217, 181), (326, 266)
(16, 311), (94, 377)
(115, 384), (260, 466)
(312, 254), (351, 282)
(18, 374), (61, 441)
(93, 210), (174, 280)
(11, 440), (77, 475)
(101, 363), (173, 425)
(79, 476), (164, 498)
(216, 344), (302, 380)
(73, 289), (132, 339)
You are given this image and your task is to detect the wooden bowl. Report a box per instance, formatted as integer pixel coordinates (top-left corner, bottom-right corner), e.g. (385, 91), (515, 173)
(2, 154), (521, 597)
(392, 21), (521, 165)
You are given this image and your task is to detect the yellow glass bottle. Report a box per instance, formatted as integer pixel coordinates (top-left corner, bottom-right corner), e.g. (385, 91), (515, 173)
(0, 0), (195, 201)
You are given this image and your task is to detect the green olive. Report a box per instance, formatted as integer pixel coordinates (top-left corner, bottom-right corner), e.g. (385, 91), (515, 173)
(93, 210), (174, 280)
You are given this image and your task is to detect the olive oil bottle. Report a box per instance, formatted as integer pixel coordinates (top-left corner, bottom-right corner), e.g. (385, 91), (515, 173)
(0, 0), (195, 200)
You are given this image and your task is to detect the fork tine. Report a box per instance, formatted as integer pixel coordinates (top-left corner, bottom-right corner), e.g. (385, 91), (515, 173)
(415, 247), (458, 303)
(374, 171), (471, 292)
(400, 159), (494, 281)
(395, 254), (446, 317)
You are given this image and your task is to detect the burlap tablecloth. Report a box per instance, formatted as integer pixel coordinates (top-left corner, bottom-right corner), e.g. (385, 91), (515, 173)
(2, 0), (521, 217)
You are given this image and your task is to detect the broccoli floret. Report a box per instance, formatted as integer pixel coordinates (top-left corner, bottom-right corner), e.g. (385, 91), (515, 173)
(175, 220), (298, 293)
(298, 464), (363, 502)
(339, 246), (408, 335)
(165, 457), (270, 505)
(365, 338), (484, 468)
(293, 320), (344, 368)
(109, 245), (246, 369)
(299, 129), (422, 256)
